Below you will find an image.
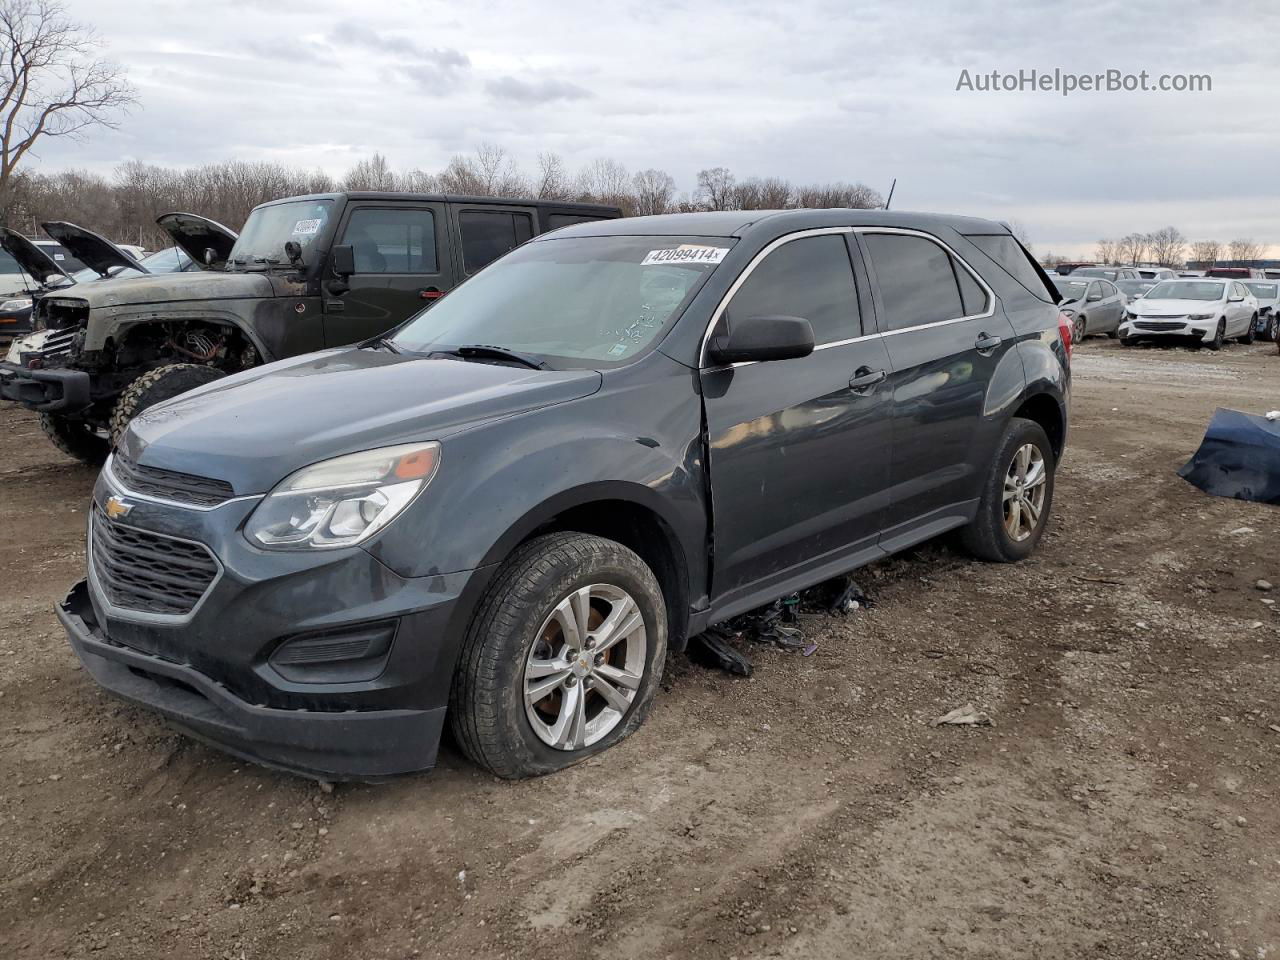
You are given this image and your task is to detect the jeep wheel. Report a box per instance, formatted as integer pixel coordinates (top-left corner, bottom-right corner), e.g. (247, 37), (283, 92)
(450, 532), (667, 779)
(110, 364), (226, 447)
(40, 414), (109, 466)
(960, 417), (1056, 563)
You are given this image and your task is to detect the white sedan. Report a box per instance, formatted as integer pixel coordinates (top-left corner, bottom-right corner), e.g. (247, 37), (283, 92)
(1118, 279), (1259, 350)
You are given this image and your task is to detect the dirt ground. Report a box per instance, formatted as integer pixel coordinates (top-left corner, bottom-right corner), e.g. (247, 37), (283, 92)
(2, 337), (1279, 960)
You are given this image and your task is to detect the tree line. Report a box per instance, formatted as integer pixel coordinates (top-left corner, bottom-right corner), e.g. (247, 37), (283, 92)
(1, 146), (885, 251)
(1041, 227), (1267, 269)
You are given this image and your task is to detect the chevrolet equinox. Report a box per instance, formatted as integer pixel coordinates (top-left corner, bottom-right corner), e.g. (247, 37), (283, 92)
(57, 209), (1071, 780)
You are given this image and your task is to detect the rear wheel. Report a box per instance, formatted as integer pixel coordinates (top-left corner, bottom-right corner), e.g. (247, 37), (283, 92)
(109, 364), (226, 447)
(1265, 316), (1277, 342)
(449, 532), (667, 779)
(39, 413), (108, 466)
(960, 418), (1055, 563)
(1239, 314), (1257, 345)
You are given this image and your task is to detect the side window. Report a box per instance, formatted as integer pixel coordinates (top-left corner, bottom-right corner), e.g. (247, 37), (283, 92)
(953, 260), (989, 315)
(459, 210), (535, 273)
(862, 233), (966, 331)
(1087, 282), (1102, 300)
(341, 207), (437, 274)
(547, 213), (604, 230)
(725, 234), (861, 344)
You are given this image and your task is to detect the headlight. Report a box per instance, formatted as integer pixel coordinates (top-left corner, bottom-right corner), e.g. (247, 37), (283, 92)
(1126, 311), (1139, 320)
(0, 297), (32, 312)
(1188, 312), (1214, 320)
(1061, 307), (1075, 316)
(245, 442), (440, 550)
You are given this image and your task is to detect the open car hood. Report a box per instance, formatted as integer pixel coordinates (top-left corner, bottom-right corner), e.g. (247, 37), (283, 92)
(41, 221), (147, 279)
(157, 212), (239, 270)
(0, 228), (71, 287)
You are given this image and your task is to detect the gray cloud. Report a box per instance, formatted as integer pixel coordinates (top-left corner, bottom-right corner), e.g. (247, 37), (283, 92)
(485, 75), (593, 104)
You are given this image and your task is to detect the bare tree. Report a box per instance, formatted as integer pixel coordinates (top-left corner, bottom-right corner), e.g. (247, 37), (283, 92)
(1094, 238), (1117, 264)
(342, 153), (398, 191)
(1190, 239), (1221, 268)
(632, 168), (675, 216)
(755, 176), (792, 209)
(793, 181), (882, 209)
(438, 143), (527, 196)
(695, 167), (735, 210)
(1117, 232), (1149, 266)
(1007, 219), (1033, 253)
(1228, 238), (1263, 264)
(533, 151), (570, 200)
(1147, 226), (1186, 267)
(0, 0), (134, 220)
(575, 157), (632, 212)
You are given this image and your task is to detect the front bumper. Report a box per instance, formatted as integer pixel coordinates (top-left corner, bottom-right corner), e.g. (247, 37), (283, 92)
(0, 360), (91, 412)
(57, 468), (492, 780)
(1118, 317), (1217, 341)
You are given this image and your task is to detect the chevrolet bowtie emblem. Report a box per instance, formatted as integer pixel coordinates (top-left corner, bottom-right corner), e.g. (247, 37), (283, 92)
(104, 495), (133, 520)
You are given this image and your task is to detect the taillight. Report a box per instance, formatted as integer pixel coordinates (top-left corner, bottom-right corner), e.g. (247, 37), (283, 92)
(1058, 311), (1073, 361)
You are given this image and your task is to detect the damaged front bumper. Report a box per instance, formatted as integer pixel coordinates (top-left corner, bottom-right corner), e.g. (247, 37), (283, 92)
(0, 360), (91, 412)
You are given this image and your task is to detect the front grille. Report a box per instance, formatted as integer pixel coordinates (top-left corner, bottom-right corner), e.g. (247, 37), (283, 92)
(1135, 321), (1187, 332)
(40, 327), (77, 358)
(110, 453), (235, 507)
(90, 507), (219, 616)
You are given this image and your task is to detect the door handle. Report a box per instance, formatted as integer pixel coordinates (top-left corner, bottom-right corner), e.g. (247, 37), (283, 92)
(975, 332), (1003, 355)
(848, 367), (886, 394)
(419, 287), (443, 300)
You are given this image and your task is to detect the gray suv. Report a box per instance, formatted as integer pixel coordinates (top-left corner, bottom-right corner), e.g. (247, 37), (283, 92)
(57, 209), (1070, 781)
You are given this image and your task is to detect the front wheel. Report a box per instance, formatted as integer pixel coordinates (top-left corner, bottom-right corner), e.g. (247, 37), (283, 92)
(109, 364), (226, 447)
(1072, 315), (1087, 345)
(960, 418), (1056, 563)
(1120, 337), (1138, 347)
(1206, 319), (1226, 351)
(39, 413), (109, 466)
(449, 532), (667, 779)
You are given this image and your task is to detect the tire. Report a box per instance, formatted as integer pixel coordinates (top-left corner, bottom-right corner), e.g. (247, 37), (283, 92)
(1206, 319), (1225, 351)
(1072, 315), (1087, 345)
(39, 413), (109, 466)
(1239, 314), (1256, 345)
(1107, 329), (1119, 339)
(449, 532), (667, 779)
(1266, 316), (1277, 342)
(960, 418), (1056, 563)
(1120, 337), (1138, 347)
(109, 364), (225, 447)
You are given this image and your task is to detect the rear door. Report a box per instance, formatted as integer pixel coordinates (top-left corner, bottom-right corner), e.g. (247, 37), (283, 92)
(857, 228), (1015, 547)
(323, 200), (453, 346)
(448, 204), (538, 278)
(700, 229), (894, 615)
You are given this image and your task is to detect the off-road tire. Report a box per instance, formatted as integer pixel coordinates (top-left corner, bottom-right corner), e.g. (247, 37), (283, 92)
(1239, 314), (1257, 345)
(960, 417), (1056, 563)
(109, 364), (225, 447)
(39, 413), (108, 466)
(1207, 319), (1226, 351)
(449, 532), (667, 779)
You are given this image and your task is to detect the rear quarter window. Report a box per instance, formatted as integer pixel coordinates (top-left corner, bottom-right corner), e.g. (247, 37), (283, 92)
(966, 234), (1056, 302)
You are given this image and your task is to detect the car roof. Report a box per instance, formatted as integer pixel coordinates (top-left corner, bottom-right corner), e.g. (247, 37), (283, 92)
(257, 191), (620, 214)
(540, 208), (1010, 241)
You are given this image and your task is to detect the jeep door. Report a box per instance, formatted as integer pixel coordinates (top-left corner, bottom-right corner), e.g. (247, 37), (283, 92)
(856, 229), (1017, 548)
(448, 204), (537, 278)
(322, 201), (455, 346)
(700, 229), (894, 616)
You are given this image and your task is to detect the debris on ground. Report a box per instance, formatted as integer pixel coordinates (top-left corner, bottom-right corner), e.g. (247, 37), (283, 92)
(932, 703), (994, 727)
(688, 627), (754, 677)
(1177, 407), (1280, 505)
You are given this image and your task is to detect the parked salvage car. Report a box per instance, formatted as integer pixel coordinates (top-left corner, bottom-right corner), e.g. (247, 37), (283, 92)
(56, 209), (1070, 781)
(1056, 276), (1125, 341)
(1119, 278), (1258, 349)
(0, 193), (620, 466)
(1243, 281), (1279, 341)
(1116, 278), (1155, 303)
(1135, 267), (1176, 281)
(1071, 265), (1141, 281)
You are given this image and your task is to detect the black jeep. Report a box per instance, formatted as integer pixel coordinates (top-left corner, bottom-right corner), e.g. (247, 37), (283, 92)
(0, 192), (620, 464)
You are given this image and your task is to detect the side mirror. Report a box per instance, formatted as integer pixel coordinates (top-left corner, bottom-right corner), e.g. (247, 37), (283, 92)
(202, 247), (218, 266)
(331, 244), (355, 277)
(707, 315), (814, 366)
(284, 240), (303, 266)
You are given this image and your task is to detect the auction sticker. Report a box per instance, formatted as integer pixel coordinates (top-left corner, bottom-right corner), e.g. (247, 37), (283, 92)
(291, 219), (323, 235)
(642, 244), (728, 266)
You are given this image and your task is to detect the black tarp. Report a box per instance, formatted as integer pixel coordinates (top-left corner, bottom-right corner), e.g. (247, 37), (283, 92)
(1177, 408), (1280, 505)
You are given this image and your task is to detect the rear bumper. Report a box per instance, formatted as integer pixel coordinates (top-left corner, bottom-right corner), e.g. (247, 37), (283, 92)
(58, 580), (447, 781)
(0, 360), (91, 412)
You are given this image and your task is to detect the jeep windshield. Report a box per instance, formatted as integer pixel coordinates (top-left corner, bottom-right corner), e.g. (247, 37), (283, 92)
(391, 235), (732, 369)
(227, 199), (333, 268)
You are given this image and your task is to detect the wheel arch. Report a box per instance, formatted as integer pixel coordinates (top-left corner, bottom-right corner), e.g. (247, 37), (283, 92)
(1012, 391), (1066, 460)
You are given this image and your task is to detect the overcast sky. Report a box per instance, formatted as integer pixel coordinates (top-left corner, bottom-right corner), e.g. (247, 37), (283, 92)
(40, 0), (1280, 256)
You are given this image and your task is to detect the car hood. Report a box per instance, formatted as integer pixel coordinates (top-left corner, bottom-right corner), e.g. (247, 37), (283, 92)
(1132, 298), (1225, 314)
(60, 268), (274, 309)
(157, 212), (239, 270)
(121, 347), (604, 494)
(41, 221), (145, 278)
(1, 228), (70, 286)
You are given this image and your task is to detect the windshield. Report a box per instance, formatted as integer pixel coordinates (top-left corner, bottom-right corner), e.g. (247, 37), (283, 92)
(1145, 281), (1224, 301)
(1056, 279), (1090, 301)
(228, 199), (333, 266)
(392, 235), (731, 368)
(1245, 282), (1277, 298)
(1117, 280), (1153, 295)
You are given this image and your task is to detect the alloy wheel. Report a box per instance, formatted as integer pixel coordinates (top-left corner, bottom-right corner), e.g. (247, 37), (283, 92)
(523, 583), (647, 750)
(1003, 443), (1047, 542)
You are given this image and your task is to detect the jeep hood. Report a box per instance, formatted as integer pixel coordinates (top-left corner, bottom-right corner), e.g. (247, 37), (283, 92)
(41, 221), (145, 278)
(65, 268), (274, 309)
(157, 212), (239, 270)
(1, 228), (71, 286)
(121, 347), (603, 493)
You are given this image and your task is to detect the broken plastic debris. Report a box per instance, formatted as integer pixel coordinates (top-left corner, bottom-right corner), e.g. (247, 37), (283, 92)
(1266, 410), (1279, 421)
(688, 628), (753, 677)
(932, 703), (994, 727)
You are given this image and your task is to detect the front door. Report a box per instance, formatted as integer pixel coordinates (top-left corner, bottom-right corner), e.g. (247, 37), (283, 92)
(323, 201), (454, 346)
(700, 229), (894, 616)
(857, 228), (1018, 547)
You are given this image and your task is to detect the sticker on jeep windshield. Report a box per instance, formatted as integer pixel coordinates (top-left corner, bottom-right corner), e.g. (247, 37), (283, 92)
(642, 245), (728, 266)
(291, 219), (323, 236)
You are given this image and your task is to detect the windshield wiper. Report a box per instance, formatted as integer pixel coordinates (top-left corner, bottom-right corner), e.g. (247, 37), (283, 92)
(446, 344), (548, 370)
(361, 335), (402, 354)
